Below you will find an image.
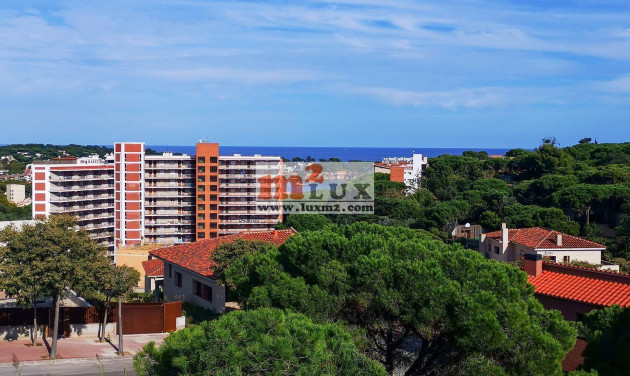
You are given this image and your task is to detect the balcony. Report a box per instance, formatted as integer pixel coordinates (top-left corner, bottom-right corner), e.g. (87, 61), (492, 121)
(145, 219), (194, 226)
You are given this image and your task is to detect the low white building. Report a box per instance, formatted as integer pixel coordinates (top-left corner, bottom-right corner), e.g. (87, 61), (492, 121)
(480, 223), (607, 266)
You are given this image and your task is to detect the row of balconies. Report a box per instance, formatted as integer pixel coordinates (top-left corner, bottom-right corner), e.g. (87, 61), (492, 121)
(84, 223), (115, 231)
(145, 229), (194, 235)
(50, 175), (112, 181)
(145, 202), (195, 208)
(145, 192), (193, 198)
(76, 213), (114, 221)
(145, 164), (193, 169)
(145, 219), (194, 225)
(50, 194), (113, 202)
(145, 183), (194, 188)
(145, 210), (193, 216)
(145, 173), (194, 179)
(51, 204), (114, 213)
(49, 185), (114, 192)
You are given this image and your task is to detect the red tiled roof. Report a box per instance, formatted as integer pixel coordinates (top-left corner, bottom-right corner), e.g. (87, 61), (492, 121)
(485, 227), (605, 250)
(142, 259), (164, 277)
(149, 229), (297, 278)
(528, 262), (630, 308)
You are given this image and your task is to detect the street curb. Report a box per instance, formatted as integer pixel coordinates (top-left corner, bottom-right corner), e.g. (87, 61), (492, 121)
(0, 355), (132, 367)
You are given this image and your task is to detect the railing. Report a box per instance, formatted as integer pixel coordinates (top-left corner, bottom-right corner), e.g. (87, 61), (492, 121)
(51, 195), (113, 202)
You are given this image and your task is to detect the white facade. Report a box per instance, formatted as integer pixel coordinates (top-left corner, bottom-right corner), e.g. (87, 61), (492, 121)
(404, 153), (428, 192)
(162, 261), (226, 313)
(5, 184), (25, 204)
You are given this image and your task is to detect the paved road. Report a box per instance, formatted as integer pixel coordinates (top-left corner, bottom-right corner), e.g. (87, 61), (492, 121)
(0, 357), (136, 376)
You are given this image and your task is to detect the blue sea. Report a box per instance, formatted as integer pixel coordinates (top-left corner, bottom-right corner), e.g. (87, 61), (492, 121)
(148, 146), (514, 162)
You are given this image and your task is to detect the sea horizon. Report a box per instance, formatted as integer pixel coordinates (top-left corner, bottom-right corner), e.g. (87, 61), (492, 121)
(148, 145), (518, 162)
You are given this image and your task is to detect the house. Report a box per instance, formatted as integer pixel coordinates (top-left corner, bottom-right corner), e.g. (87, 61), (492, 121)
(523, 254), (630, 321)
(480, 223), (610, 268)
(142, 259), (164, 293)
(150, 229), (297, 313)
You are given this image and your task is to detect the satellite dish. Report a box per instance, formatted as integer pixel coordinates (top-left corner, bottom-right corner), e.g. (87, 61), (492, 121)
(465, 223), (471, 228)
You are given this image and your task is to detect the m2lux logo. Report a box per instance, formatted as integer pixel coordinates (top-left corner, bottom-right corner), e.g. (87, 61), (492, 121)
(255, 162), (374, 214)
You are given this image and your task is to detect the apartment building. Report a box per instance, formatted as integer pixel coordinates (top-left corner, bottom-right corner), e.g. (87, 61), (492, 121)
(32, 155), (115, 251)
(219, 154), (282, 235)
(5, 184), (26, 204)
(32, 142), (282, 256)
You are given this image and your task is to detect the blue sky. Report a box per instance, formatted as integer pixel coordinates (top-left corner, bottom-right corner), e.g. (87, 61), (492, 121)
(1, 0), (629, 148)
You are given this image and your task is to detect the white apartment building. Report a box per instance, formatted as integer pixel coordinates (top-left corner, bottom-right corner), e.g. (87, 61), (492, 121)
(5, 184), (26, 204)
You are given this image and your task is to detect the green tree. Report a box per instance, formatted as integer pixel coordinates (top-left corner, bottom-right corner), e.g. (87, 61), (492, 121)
(133, 308), (387, 376)
(96, 265), (140, 347)
(0, 221), (46, 346)
(578, 306), (630, 376)
(210, 239), (272, 285)
(0, 215), (111, 358)
(224, 223), (576, 375)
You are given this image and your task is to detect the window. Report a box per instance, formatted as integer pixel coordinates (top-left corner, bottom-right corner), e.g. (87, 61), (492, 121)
(198, 157), (205, 164)
(198, 194), (205, 201)
(210, 194), (217, 201)
(175, 271), (182, 287)
(198, 232), (206, 239)
(193, 280), (213, 301)
(210, 204), (217, 210)
(198, 185), (205, 192)
(198, 166), (205, 173)
(210, 185), (217, 191)
(548, 256), (557, 263)
(198, 176), (205, 182)
(210, 222), (217, 229)
(210, 213), (217, 219)
(210, 175), (217, 182)
(494, 246), (499, 254)
(210, 166), (217, 172)
(563, 256), (570, 264)
(210, 232), (218, 238)
(198, 213), (205, 220)
(198, 204), (205, 211)
(210, 157), (218, 163)
(198, 223), (205, 229)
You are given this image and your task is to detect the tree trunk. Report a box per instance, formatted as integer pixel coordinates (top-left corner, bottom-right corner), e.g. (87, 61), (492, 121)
(117, 298), (123, 355)
(32, 305), (37, 347)
(50, 294), (60, 359)
(100, 301), (108, 343)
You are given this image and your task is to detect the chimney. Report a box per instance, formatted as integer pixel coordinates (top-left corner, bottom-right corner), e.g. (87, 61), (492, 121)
(523, 253), (543, 277)
(555, 233), (562, 247)
(501, 223), (509, 251)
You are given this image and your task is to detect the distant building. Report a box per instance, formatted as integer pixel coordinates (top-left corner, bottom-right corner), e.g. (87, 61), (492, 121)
(150, 229), (296, 313)
(480, 223), (609, 268)
(375, 153), (428, 194)
(5, 184), (25, 204)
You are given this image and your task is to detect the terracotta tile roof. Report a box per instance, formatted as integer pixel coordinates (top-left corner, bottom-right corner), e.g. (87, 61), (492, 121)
(142, 259), (164, 277)
(485, 227), (605, 250)
(527, 262), (630, 308)
(149, 229), (297, 278)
